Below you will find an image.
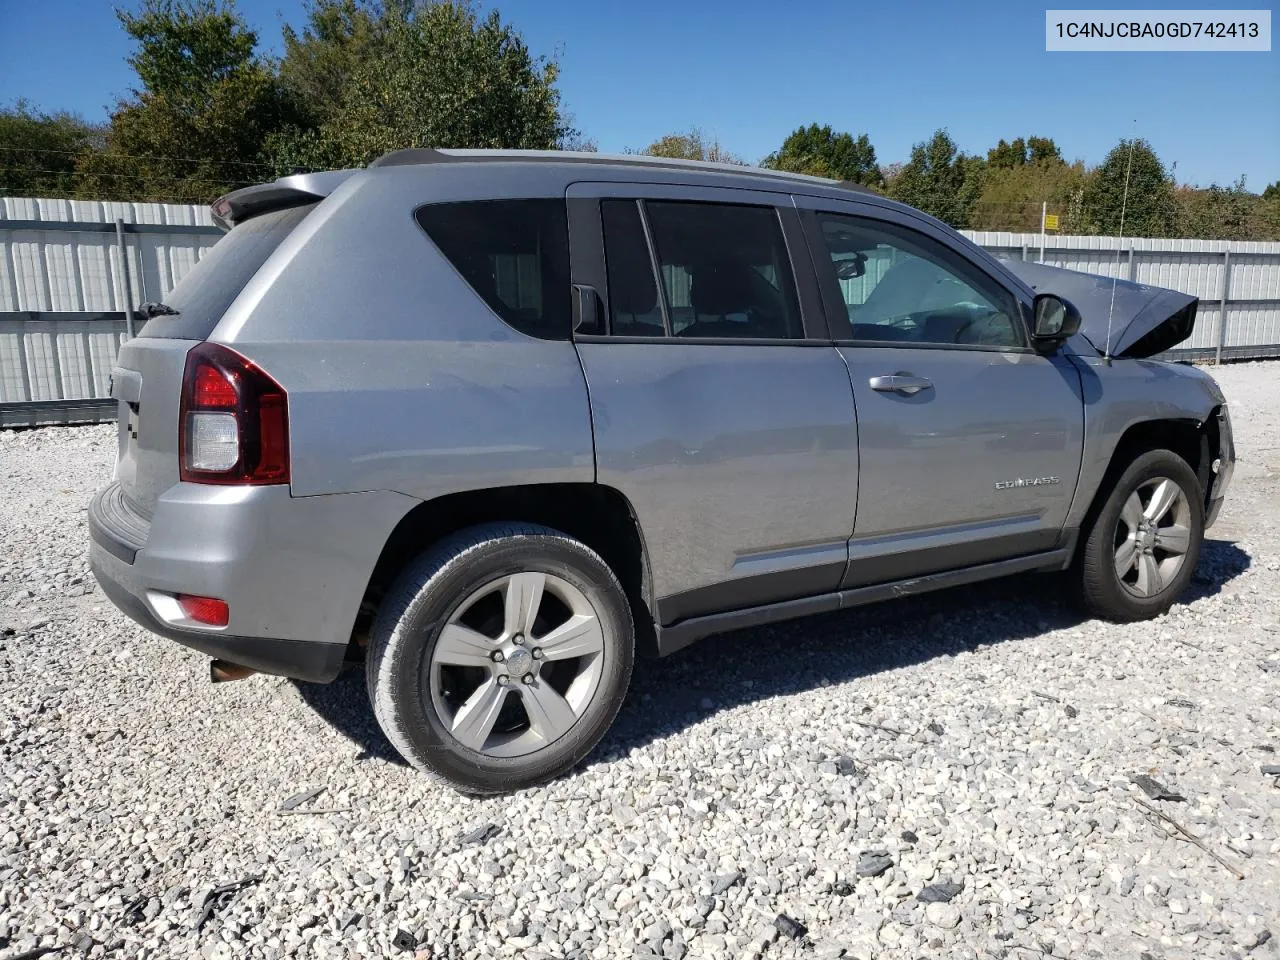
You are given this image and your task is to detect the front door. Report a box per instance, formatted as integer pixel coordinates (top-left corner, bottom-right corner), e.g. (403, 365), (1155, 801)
(801, 203), (1085, 586)
(567, 182), (859, 623)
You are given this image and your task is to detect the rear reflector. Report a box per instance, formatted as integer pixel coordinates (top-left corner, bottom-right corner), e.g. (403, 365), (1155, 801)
(177, 594), (229, 627)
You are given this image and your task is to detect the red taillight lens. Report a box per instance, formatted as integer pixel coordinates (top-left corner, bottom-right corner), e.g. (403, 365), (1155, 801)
(192, 363), (238, 408)
(177, 594), (229, 627)
(179, 342), (290, 485)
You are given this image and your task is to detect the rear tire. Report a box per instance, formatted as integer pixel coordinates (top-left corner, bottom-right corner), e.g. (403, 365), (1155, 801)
(366, 522), (634, 794)
(1078, 449), (1204, 622)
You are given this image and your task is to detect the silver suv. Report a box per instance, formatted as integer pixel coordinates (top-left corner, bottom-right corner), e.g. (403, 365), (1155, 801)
(89, 150), (1235, 792)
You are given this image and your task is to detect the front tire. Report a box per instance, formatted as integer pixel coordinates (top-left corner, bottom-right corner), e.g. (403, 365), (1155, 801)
(1078, 449), (1204, 622)
(367, 523), (634, 793)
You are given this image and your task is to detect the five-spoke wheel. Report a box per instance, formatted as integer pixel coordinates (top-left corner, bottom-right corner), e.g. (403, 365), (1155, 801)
(367, 523), (634, 793)
(1112, 476), (1193, 598)
(1080, 449), (1204, 622)
(431, 571), (607, 757)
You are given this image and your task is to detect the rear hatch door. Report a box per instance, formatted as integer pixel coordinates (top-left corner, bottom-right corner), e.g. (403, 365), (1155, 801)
(110, 203), (317, 520)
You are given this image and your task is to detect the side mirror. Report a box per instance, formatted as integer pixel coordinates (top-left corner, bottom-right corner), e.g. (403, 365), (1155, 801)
(1031, 294), (1081, 350)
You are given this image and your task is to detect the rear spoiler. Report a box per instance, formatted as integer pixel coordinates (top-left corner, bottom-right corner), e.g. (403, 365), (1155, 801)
(210, 170), (359, 231)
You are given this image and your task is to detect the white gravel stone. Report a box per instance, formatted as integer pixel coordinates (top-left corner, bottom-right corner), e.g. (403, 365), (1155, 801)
(924, 902), (961, 929)
(1, 362), (1279, 959)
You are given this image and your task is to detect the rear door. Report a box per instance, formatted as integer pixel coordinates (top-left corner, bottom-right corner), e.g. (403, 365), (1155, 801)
(797, 197), (1085, 585)
(567, 182), (858, 625)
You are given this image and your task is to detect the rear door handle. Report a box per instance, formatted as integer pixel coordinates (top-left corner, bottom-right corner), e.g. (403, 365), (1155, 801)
(869, 374), (933, 396)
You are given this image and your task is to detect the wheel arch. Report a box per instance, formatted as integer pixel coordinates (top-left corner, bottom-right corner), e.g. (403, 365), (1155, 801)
(1070, 412), (1220, 564)
(357, 483), (657, 658)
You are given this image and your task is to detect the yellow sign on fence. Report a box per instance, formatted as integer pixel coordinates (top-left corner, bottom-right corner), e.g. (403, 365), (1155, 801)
(1044, 213), (1060, 231)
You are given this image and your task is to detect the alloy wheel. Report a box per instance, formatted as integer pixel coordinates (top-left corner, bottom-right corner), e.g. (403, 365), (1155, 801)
(428, 571), (606, 758)
(1113, 476), (1193, 598)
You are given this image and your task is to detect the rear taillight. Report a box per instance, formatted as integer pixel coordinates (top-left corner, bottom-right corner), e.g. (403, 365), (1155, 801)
(179, 342), (289, 485)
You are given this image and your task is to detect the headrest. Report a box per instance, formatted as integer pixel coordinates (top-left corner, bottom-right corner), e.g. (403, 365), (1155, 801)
(690, 260), (758, 316)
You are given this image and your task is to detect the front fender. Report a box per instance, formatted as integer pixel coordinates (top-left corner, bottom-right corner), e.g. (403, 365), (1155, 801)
(1065, 356), (1224, 531)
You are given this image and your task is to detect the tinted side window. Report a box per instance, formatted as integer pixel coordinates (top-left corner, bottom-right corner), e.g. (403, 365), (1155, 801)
(817, 214), (1025, 348)
(417, 199), (571, 340)
(601, 200), (665, 337)
(645, 202), (802, 340)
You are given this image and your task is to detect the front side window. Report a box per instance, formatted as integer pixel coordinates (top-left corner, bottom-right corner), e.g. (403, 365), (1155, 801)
(817, 213), (1025, 348)
(416, 199), (571, 340)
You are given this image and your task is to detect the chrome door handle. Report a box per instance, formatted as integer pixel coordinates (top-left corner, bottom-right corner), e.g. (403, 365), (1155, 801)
(869, 374), (933, 396)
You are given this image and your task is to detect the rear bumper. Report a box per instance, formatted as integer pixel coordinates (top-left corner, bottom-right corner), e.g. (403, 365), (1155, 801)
(88, 480), (417, 683)
(90, 550), (346, 682)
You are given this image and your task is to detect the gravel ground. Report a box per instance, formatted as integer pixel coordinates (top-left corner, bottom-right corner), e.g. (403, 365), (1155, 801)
(2, 361), (1279, 960)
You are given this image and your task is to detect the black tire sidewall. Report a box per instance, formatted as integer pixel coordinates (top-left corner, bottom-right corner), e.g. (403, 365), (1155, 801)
(371, 527), (633, 793)
(1084, 450), (1204, 620)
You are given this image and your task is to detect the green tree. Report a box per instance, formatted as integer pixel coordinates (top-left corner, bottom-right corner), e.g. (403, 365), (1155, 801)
(0, 101), (100, 196)
(987, 135), (1061, 169)
(1082, 138), (1177, 237)
(278, 0), (393, 127)
(1026, 136), (1062, 165)
(1175, 178), (1272, 241)
(633, 127), (742, 164)
(78, 0), (291, 201)
(970, 160), (1088, 233)
(761, 123), (882, 187)
(274, 1), (573, 171)
(889, 129), (983, 228)
(986, 137), (1027, 169)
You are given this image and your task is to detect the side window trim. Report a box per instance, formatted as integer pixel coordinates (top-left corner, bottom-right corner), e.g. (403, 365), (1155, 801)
(799, 206), (1034, 351)
(566, 196), (607, 336)
(777, 204), (832, 342)
(635, 200), (673, 337)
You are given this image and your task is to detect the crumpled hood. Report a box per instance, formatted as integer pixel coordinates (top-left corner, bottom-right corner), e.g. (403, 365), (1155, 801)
(1000, 259), (1198, 358)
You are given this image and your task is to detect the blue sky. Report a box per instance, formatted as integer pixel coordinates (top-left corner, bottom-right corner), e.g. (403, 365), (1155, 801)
(1, 0), (1276, 188)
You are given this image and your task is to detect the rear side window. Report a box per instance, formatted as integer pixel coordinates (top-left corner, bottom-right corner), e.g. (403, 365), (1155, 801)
(416, 199), (571, 340)
(602, 200), (665, 337)
(640, 202), (802, 340)
(599, 200), (798, 340)
(143, 203), (315, 340)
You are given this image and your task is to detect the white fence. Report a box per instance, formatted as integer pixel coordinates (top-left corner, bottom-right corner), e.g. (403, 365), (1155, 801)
(1, 197), (1278, 427)
(970, 231), (1280, 363)
(0, 198), (219, 427)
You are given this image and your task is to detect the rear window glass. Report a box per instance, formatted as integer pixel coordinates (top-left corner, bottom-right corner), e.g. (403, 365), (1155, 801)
(141, 203), (315, 340)
(416, 199), (571, 340)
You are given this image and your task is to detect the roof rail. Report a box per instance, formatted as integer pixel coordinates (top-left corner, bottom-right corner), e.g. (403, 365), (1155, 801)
(836, 180), (876, 195)
(368, 147), (858, 190)
(369, 148), (454, 168)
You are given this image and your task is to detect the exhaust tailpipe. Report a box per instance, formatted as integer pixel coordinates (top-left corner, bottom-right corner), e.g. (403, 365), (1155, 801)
(210, 659), (257, 683)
